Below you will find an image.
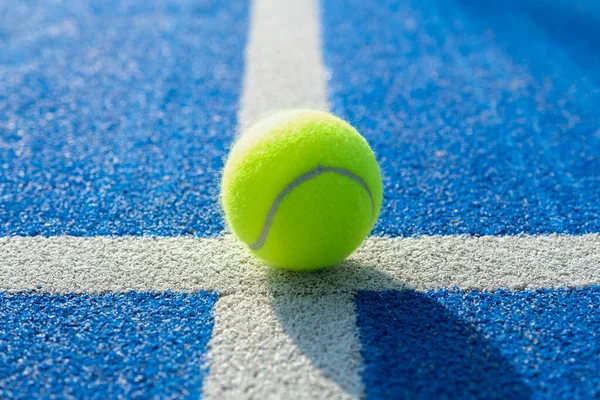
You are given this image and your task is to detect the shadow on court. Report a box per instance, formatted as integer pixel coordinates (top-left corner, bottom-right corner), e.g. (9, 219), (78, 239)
(267, 262), (532, 399)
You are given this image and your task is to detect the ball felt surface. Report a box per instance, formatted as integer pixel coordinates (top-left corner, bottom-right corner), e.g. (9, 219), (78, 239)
(221, 109), (383, 271)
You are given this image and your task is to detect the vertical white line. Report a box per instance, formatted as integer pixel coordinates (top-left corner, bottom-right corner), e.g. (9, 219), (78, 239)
(203, 293), (363, 399)
(237, 0), (330, 133)
(205, 0), (364, 397)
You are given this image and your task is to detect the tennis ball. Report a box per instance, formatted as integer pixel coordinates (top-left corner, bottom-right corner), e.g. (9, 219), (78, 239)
(221, 109), (382, 271)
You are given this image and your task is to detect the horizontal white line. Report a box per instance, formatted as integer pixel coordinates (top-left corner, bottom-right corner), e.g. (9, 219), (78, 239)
(2, 234), (599, 400)
(1, 234), (599, 294)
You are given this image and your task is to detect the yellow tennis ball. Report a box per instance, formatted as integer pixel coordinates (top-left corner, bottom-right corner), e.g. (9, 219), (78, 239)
(221, 109), (383, 271)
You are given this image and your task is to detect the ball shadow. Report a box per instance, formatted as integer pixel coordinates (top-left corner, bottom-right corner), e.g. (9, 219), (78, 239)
(268, 261), (532, 399)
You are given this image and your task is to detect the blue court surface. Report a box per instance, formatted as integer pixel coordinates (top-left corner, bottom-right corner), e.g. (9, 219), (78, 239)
(0, 292), (217, 399)
(356, 287), (600, 399)
(1, 0), (599, 398)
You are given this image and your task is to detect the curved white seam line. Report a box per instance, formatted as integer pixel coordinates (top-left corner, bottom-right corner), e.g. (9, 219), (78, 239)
(249, 165), (375, 251)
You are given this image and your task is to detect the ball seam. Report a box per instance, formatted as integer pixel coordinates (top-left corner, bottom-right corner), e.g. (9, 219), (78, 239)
(249, 165), (375, 251)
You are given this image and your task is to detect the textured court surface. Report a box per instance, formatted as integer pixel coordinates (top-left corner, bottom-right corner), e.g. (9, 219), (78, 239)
(356, 288), (600, 399)
(1, 0), (599, 399)
(0, 292), (217, 399)
(324, 0), (600, 236)
(1, 0), (248, 236)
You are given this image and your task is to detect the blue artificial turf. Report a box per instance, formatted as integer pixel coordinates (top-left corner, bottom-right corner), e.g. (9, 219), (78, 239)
(0, 291), (218, 399)
(355, 287), (600, 399)
(0, 0), (249, 237)
(2, 0), (598, 238)
(322, 0), (600, 236)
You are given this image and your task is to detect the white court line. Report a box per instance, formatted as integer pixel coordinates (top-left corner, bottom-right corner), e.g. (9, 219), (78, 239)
(3, 235), (599, 294)
(213, 0), (342, 393)
(236, 0), (329, 132)
(2, 235), (600, 398)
